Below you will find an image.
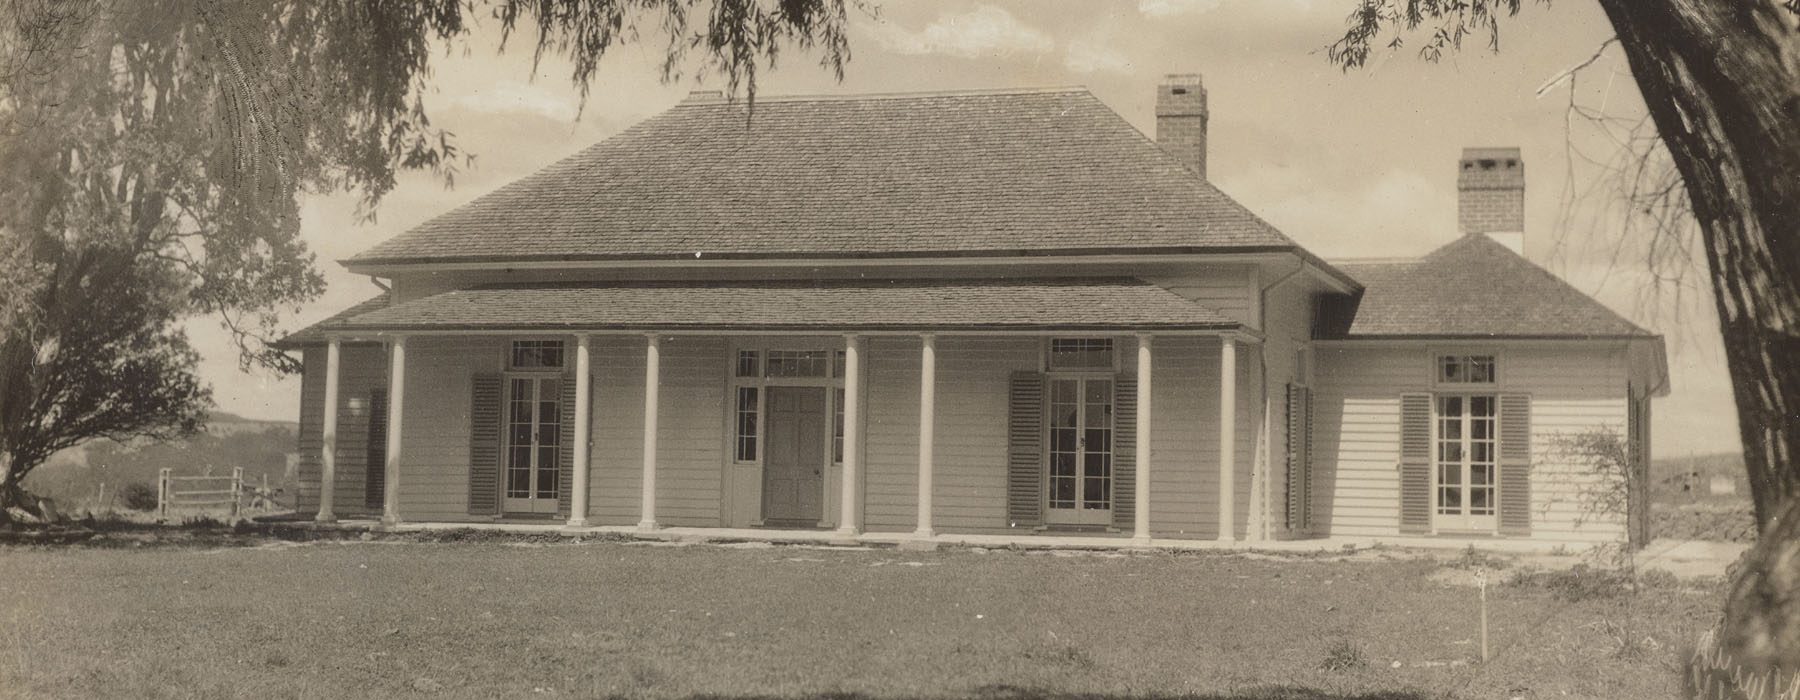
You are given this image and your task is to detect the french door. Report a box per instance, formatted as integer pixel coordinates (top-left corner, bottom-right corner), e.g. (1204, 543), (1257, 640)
(503, 376), (561, 514)
(1434, 394), (1497, 532)
(1046, 377), (1114, 526)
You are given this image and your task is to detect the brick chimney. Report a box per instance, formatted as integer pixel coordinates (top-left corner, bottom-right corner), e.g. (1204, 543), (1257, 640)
(1156, 74), (1208, 179)
(1458, 147), (1525, 254)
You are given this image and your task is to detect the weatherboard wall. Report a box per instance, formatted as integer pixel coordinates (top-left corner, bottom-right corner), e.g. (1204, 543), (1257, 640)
(1311, 343), (1632, 545)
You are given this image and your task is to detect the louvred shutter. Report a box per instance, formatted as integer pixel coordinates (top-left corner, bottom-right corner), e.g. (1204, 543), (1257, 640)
(556, 376), (576, 516)
(1399, 392), (1432, 534)
(365, 388), (389, 510)
(467, 373), (503, 516)
(1006, 372), (1045, 528)
(1285, 384), (1312, 532)
(1111, 374), (1137, 532)
(1498, 393), (1532, 535)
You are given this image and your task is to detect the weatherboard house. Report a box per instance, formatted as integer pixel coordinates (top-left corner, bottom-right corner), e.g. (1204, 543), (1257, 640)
(280, 75), (1668, 549)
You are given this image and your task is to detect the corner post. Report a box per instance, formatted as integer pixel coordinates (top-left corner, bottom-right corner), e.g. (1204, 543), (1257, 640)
(1218, 335), (1237, 542)
(567, 334), (593, 528)
(316, 337), (341, 523)
(637, 334), (662, 531)
(915, 333), (936, 537)
(381, 335), (407, 527)
(837, 334), (863, 536)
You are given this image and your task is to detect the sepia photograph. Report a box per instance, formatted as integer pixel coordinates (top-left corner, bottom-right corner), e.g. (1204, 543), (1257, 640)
(2, 1), (1796, 698)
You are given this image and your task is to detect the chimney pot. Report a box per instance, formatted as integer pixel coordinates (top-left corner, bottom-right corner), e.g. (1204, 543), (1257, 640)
(1155, 73), (1209, 179)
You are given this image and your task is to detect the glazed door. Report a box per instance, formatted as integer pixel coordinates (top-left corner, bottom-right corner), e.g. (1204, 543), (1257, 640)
(1046, 377), (1114, 526)
(1434, 394), (1498, 532)
(503, 376), (561, 514)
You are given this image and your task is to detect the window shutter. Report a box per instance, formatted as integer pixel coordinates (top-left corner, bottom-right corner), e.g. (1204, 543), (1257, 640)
(1111, 374), (1138, 532)
(1498, 393), (1532, 535)
(365, 388), (389, 510)
(1285, 384), (1312, 532)
(467, 373), (503, 516)
(556, 376), (576, 516)
(1006, 372), (1046, 528)
(1399, 392), (1432, 534)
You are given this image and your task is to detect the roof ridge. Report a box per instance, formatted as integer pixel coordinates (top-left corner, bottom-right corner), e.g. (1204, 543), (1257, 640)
(678, 85), (1092, 105)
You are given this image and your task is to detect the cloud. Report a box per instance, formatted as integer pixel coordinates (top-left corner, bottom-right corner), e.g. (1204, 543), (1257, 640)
(1063, 40), (1132, 74)
(454, 80), (580, 122)
(868, 5), (1054, 59)
(1137, 0), (1223, 18)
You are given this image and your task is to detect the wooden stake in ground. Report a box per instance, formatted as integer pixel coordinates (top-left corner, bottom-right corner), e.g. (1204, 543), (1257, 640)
(1477, 569), (1490, 663)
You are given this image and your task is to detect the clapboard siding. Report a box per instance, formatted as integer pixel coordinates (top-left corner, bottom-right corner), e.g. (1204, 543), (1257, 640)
(929, 337), (1039, 533)
(588, 336), (646, 525)
(394, 338), (504, 521)
(1142, 266), (1255, 326)
(581, 336), (726, 527)
(294, 344), (388, 517)
(1145, 337), (1211, 537)
(863, 337), (922, 532)
(1313, 344), (1632, 544)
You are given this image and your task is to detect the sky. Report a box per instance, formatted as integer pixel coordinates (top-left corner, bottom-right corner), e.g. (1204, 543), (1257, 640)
(193, 0), (1741, 458)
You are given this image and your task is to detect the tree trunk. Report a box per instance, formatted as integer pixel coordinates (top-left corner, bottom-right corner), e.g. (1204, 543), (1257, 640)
(1593, 0), (1800, 687)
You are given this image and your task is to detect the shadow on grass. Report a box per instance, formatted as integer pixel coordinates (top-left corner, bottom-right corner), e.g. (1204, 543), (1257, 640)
(685, 686), (1434, 700)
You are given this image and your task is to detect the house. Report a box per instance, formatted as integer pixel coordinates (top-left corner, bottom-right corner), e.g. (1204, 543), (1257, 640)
(277, 74), (1668, 550)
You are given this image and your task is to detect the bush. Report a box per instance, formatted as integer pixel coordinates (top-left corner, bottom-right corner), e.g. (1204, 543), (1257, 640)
(119, 482), (158, 512)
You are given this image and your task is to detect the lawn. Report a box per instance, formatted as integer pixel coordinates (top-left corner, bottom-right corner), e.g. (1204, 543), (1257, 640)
(0, 535), (1724, 699)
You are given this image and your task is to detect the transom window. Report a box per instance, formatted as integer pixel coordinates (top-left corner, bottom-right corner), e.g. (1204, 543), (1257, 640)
(1438, 354), (1496, 384)
(509, 340), (565, 370)
(730, 346), (850, 465)
(1048, 338), (1115, 371)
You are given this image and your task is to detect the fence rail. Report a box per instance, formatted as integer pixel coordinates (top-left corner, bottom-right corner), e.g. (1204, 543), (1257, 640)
(157, 467), (242, 518)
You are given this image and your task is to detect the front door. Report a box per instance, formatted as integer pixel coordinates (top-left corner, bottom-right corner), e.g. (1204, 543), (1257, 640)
(762, 386), (827, 524)
(1434, 394), (1498, 532)
(1046, 377), (1114, 526)
(503, 376), (561, 514)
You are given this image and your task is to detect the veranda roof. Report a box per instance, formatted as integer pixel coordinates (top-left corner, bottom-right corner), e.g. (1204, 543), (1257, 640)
(276, 278), (1239, 346)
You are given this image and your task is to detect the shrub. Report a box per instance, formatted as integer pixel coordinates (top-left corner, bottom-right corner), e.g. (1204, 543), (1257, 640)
(119, 482), (159, 512)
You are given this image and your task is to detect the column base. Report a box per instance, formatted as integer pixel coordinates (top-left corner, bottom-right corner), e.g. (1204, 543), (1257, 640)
(313, 512), (337, 524)
(835, 526), (861, 537)
(1216, 536), (1237, 544)
(636, 520), (660, 532)
(1129, 535), (1154, 546)
(911, 528), (935, 539)
(564, 518), (590, 529)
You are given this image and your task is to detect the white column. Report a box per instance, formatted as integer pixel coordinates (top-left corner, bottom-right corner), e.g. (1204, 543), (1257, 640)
(914, 334), (936, 537)
(567, 335), (593, 528)
(381, 336), (407, 527)
(1134, 333), (1154, 543)
(638, 334), (661, 531)
(315, 337), (341, 523)
(1218, 335), (1238, 542)
(837, 334), (863, 535)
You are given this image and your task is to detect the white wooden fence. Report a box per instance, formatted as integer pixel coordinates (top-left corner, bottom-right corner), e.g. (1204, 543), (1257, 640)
(157, 467), (242, 519)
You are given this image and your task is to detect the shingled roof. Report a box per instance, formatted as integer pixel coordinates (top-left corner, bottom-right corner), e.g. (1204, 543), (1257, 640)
(277, 278), (1237, 344)
(1322, 233), (1654, 339)
(346, 88), (1304, 266)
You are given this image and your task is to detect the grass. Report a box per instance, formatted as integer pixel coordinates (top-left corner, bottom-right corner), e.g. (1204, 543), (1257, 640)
(0, 536), (1724, 699)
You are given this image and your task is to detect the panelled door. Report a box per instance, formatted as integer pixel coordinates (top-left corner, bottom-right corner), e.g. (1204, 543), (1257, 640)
(1046, 377), (1114, 526)
(762, 386), (827, 524)
(1434, 394), (1498, 532)
(503, 376), (561, 514)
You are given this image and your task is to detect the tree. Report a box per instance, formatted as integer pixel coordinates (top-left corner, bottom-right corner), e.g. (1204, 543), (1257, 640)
(1330, 0), (1800, 690)
(0, 0), (851, 521)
